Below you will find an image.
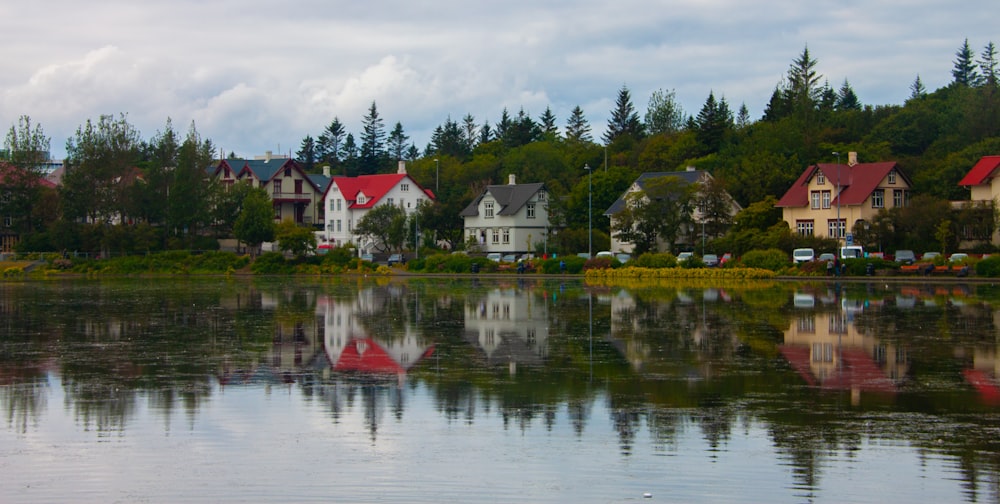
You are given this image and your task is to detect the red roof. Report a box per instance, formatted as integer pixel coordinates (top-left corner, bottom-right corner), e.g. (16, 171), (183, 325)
(0, 162), (57, 188)
(958, 155), (1000, 186)
(332, 173), (435, 209)
(776, 161), (904, 208)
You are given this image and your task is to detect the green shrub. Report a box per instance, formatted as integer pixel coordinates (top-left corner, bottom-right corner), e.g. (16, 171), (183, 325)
(680, 255), (705, 268)
(977, 256), (1000, 277)
(841, 257), (899, 276)
(251, 252), (295, 274)
(633, 252), (678, 268)
(740, 248), (789, 271)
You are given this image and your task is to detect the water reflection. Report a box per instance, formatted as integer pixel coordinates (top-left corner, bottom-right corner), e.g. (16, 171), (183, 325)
(4, 279), (1000, 502)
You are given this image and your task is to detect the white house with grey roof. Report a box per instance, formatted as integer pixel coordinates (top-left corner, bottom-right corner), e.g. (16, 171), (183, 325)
(461, 174), (550, 254)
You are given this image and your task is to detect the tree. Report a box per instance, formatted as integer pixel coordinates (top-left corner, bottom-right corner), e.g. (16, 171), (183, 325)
(611, 175), (694, 255)
(2, 115), (51, 240)
(644, 88), (685, 136)
(354, 203), (407, 253)
(735, 103), (751, 130)
(908, 75), (927, 100)
(168, 121), (216, 242)
(233, 187), (275, 257)
(275, 220), (317, 258)
(981, 41), (998, 87)
(604, 85), (644, 145)
(62, 113), (142, 225)
(953, 38), (981, 87)
(296, 135), (316, 171)
(696, 175), (736, 242)
(387, 122), (409, 161)
(835, 79), (862, 111)
(504, 108), (541, 148)
(787, 46), (823, 106)
(461, 114), (478, 152)
(317, 117), (346, 166)
(359, 101), (386, 174)
(565, 106), (593, 144)
(694, 91), (733, 153)
(539, 107), (559, 140)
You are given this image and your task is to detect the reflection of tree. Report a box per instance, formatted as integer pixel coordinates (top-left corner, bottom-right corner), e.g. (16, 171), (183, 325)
(0, 377), (47, 434)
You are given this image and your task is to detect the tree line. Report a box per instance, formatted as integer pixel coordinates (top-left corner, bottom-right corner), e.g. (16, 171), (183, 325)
(2, 40), (999, 258)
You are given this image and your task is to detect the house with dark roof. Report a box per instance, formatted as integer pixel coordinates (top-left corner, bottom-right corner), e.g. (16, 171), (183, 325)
(460, 174), (550, 254)
(209, 152), (330, 228)
(776, 152), (911, 241)
(604, 168), (741, 254)
(957, 155), (1000, 246)
(322, 161), (434, 253)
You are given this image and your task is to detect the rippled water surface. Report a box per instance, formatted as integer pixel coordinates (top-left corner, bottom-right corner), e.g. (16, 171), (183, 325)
(3, 278), (1000, 503)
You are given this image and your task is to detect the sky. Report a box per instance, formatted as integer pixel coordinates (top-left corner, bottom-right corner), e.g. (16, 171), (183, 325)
(1, 1), (997, 161)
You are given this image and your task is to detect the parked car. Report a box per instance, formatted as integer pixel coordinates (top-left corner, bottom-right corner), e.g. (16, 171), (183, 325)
(501, 254), (518, 263)
(360, 253), (374, 263)
(839, 246), (864, 259)
(615, 253), (631, 264)
(486, 252), (502, 262)
(792, 248), (815, 264)
(702, 254), (719, 267)
(894, 250), (915, 264)
(818, 253), (836, 262)
(387, 254), (404, 266)
(720, 253), (733, 265)
(677, 252), (694, 263)
(921, 251), (940, 261)
(949, 253), (969, 263)
(595, 251), (614, 259)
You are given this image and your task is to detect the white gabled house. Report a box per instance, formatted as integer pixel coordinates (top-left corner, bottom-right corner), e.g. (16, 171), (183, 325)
(461, 174), (550, 254)
(322, 161), (434, 254)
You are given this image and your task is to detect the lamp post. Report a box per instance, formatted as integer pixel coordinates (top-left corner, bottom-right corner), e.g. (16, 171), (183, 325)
(585, 163), (592, 258)
(833, 151), (841, 244)
(434, 158), (439, 193)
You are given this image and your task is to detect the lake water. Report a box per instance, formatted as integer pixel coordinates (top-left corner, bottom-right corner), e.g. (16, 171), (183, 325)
(2, 277), (1000, 503)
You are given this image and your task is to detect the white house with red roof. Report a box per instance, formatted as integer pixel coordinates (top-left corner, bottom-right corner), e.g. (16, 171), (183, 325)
(777, 152), (911, 241)
(957, 155), (1000, 245)
(322, 161), (434, 253)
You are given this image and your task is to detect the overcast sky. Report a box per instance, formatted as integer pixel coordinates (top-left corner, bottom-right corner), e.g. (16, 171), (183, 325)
(1, 1), (996, 160)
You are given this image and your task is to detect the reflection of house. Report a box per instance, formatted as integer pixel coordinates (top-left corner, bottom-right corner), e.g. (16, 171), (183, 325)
(780, 306), (907, 403)
(957, 155), (1000, 246)
(321, 161), (434, 252)
(460, 174), (550, 254)
(318, 289), (433, 377)
(464, 287), (549, 371)
(777, 151), (911, 241)
(604, 168), (741, 254)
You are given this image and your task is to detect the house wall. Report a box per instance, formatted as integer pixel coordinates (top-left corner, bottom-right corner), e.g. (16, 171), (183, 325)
(264, 165), (322, 226)
(782, 171), (910, 240)
(323, 175), (427, 253)
(463, 190), (550, 254)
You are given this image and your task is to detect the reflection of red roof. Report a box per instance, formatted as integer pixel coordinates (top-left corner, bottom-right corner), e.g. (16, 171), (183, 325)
(332, 338), (434, 375)
(963, 368), (1000, 406)
(776, 161), (905, 208)
(959, 156), (1000, 186)
(780, 345), (897, 394)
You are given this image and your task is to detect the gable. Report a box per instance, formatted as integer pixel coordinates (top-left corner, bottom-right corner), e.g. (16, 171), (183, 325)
(959, 156), (1000, 187)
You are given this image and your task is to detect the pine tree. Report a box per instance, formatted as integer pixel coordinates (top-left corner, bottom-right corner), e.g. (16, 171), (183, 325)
(461, 114), (478, 152)
(565, 106), (592, 143)
(735, 103), (751, 129)
(952, 38), (981, 86)
(835, 79), (862, 111)
(317, 117), (345, 165)
(980, 41), (998, 87)
(787, 46), (823, 106)
(359, 101), (385, 174)
(909, 75), (927, 100)
(296, 135), (316, 171)
(539, 107), (558, 140)
(604, 85), (644, 144)
(386, 122), (409, 161)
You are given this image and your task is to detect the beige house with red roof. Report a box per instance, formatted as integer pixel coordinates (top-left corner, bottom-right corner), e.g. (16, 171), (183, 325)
(957, 155), (1000, 245)
(322, 161), (434, 253)
(777, 152), (911, 242)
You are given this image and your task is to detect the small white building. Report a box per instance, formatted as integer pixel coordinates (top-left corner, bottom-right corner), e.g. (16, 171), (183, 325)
(460, 174), (550, 254)
(322, 161), (434, 254)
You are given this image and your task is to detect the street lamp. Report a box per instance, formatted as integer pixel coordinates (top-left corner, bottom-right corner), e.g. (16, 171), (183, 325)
(585, 163), (592, 258)
(434, 158), (440, 193)
(833, 152), (841, 244)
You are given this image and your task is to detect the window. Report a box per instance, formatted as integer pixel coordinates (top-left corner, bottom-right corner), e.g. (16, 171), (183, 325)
(893, 189), (906, 207)
(357, 194), (366, 204)
(816, 172), (825, 185)
(386, 198), (394, 206)
(811, 191), (821, 209)
(337, 199), (342, 211)
(502, 228), (510, 244)
(538, 192), (546, 202)
(485, 201), (494, 218)
(273, 180), (282, 195)
(491, 229), (499, 244)
(274, 204), (281, 220)
(295, 180), (303, 194)
(329, 199), (335, 211)
(872, 189), (884, 208)
(796, 220), (814, 236)
(284, 168), (292, 177)
(336, 220), (342, 232)
(828, 219), (845, 238)
(888, 171), (897, 184)
(2, 215), (11, 228)
(401, 183), (410, 192)
(822, 190), (831, 209)
(527, 203), (536, 218)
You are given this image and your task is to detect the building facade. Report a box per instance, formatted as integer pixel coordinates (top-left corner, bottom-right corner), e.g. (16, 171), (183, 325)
(460, 174), (550, 255)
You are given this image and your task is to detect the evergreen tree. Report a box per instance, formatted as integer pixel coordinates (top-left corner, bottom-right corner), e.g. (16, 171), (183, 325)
(980, 41), (998, 87)
(835, 79), (862, 111)
(62, 113), (142, 224)
(478, 123), (493, 145)
(505, 108), (540, 148)
(317, 117), (345, 166)
(539, 106), (558, 140)
(495, 108), (513, 143)
(565, 105), (592, 143)
(604, 85), (644, 144)
(787, 46), (822, 107)
(909, 75), (927, 100)
(296, 134), (316, 171)
(735, 103), (751, 129)
(695, 91), (733, 153)
(169, 121), (215, 239)
(952, 38), (981, 86)
(359, 101), (385, 174)
(341, 133), (359, 176)
(386, 122), (409, 161)
(461, 114), (478, 152)
(644, 88), (685, 135)
(430, 116), (468, 159)
(762, 84), (792, 121)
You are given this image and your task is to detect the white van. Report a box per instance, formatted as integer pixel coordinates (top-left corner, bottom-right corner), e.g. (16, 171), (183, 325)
(840, 246), (864, 259)
(792, 248), (815, 264)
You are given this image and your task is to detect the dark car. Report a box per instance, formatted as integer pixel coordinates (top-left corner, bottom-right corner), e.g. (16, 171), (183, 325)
(702, 254), (719, 267)
(387, 254), (404, 266)
(894, 250), (915, 264)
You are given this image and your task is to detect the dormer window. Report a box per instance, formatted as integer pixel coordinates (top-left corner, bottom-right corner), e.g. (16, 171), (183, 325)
(816, 172), (825, 185)
(888, 171), (897, 184)
(401, 183), (410, 192)
(357, 194), (366, 205)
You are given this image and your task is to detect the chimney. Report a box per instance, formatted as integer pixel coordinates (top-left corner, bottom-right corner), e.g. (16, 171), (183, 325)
(508, 173), (517, 185)
(264, 150), (272, 162)
(323, 165), (330, 177)
(848, 152), (858, 166)
(397, 160), (407, 174)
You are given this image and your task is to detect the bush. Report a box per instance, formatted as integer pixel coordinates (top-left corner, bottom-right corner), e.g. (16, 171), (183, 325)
(841, 257), (898, 276)
(250, 252), (295, 274)
(680, 255), (705, 268)
(583, 257), (615, 270)
(977, 256), (1000, 277)
(740, 248), (789, 271)
(632, 252), (678, 269)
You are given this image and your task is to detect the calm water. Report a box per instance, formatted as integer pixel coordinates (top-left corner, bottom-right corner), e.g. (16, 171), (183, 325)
(3, 277), (1000, 503)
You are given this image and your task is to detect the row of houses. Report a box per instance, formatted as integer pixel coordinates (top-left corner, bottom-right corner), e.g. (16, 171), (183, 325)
(3, 151), (1000, 255)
